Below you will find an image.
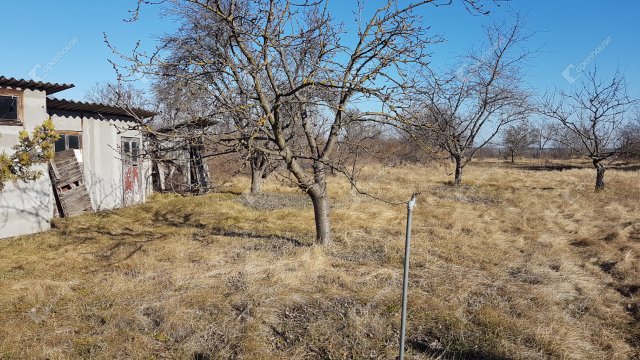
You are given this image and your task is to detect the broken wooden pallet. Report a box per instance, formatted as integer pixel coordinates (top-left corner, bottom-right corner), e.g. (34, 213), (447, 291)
(50, 149), (93, 217)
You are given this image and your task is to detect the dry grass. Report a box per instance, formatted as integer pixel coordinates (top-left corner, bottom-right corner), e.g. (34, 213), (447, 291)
(0, 161), (639, 359)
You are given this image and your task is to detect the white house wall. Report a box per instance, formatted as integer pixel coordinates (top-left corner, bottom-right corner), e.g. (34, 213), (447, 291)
(0, 85), (152, 239)
(51, 113), (150, 211)
(0, 89), (55, 238)
(51, 114), (82, 132)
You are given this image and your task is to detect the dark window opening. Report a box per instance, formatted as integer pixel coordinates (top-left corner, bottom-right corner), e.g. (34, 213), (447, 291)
(131, 141), (139, 163)
(0, 95), (18, 121)
(54, 133), (82, 152)
(54, 137), (66, 152)
(67, 135), (80, 149)
(121, 138), (141, 166)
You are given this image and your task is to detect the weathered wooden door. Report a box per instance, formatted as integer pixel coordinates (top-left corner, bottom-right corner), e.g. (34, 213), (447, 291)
(121, 137), (142, 207)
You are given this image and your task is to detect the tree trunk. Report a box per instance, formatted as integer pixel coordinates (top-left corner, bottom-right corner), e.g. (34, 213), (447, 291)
(453, 155), (463, 186)
(594, 159), (606, 190)
(309, 187), (331, 245)
(250, 162), (263, 194)
(282, 154), (332, 245)
(310, 162), (331, 244)
(511, 150), (515, 163)
(250, 152), (269, 194)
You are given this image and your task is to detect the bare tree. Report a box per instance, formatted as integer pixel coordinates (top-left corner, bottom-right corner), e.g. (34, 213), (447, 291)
(160, 76), (279, 194)
(501, 120), (535, 162)
(85, 81), (150, 109)
(619, 120), (640, 159)
(332, 118), (386, 189)
(618, 110), (640, 160)
(408, 16), (533, 185)
(540, 68), (638, 190)
(111, 0), (491, 244)
(532, 121), (554, 159)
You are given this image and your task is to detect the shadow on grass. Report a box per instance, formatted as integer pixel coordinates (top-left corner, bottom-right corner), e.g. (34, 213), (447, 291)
(408, 338), (511, 360)
(151, 202), (311, 246)
(496, 162), (640, 172)
(153, 209), (208, 229)
(76, 229), (170, 271)
(192, 227), (307, 247)
(40, 195), (312, 274)
(514, 164), (582, 171)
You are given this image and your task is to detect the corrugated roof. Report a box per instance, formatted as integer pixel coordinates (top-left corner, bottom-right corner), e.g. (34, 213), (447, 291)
(154, 117), (216, 133)
(47, 98), (156, 119)
(0, 76), (74, 94)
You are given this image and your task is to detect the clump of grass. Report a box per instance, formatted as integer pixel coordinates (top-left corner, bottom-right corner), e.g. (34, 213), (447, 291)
(0, 161), (638, 359)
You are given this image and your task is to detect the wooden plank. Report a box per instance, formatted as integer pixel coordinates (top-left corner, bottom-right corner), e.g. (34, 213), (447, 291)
(59, 186), (90, 203)
(54, 171), (84, 187)
(55, 169), (83, 183)
(50, 151), (93, 217)
(58, 187), (87, 200)
(51, 159), (81, 173)
(59, 189), (91, 203)
(55, 149), (76, 160)
(62, 197), (92, 210)
(59, 191), (92, 215)
(53, 162), (79, 174)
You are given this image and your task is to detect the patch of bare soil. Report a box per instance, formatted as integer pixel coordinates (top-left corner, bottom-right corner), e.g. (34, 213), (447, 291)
(237, 193), (311, 210)
(429, 184), (501, 205)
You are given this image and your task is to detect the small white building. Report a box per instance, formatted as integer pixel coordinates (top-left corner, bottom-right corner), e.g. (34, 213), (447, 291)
(0, 76), (155, 239)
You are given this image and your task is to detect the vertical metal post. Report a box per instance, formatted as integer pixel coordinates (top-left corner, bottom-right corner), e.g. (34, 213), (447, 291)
(399, 194), (417, 360)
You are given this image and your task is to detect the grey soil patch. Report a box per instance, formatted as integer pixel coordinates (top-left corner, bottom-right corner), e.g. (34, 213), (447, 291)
(429, 185), (501, 205)
(238, 193), (311, 210)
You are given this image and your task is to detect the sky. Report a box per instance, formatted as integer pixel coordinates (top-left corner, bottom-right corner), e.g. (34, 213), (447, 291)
(0, 0), (638, 101)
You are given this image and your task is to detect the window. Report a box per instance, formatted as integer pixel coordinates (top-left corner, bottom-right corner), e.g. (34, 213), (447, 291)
(131, 141), (139, 163)
(121, 137), (141, 165)
(0, 89), (22, 123)
(54, 133), (82, 152)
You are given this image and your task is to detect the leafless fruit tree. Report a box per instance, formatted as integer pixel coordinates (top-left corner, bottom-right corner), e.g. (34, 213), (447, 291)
(540, 68), (638, 190)
(85, 81), (151, 110)
(619, 118), (640, 159)
(156, 76), (279, 194)
(406, 16), (532, 186)
(531, 121), (554, 159)
(501, 120), (535, 162)
(111, 0), (491, 244)
(332, 118), (386, 189)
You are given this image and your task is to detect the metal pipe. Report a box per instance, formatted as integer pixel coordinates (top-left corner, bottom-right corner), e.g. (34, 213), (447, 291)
(399, 193), (417, 360)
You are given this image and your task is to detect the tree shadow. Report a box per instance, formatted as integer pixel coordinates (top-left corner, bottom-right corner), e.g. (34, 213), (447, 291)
(152, 208), (207, 229)
(507, 162), (640, 172)
(408, 338), (511, 360)
(8, 193), (310, 276)
(192, 227), (306, 247)
(151, 206), (309, 246)
(57, 226), (171, 272)
(512, 164), (582, 171)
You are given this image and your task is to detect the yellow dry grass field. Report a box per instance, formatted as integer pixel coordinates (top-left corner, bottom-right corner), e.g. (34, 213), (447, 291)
(0, 162), (639, 359)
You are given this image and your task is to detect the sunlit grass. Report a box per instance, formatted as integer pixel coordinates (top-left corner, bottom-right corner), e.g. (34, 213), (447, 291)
(0, 160), (638, 359)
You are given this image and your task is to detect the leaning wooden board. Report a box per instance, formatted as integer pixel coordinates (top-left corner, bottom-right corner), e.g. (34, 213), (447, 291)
(50, 149), (94, 217)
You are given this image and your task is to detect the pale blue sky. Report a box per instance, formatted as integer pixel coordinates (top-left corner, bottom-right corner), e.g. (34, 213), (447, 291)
(0, 0), (638, 100)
